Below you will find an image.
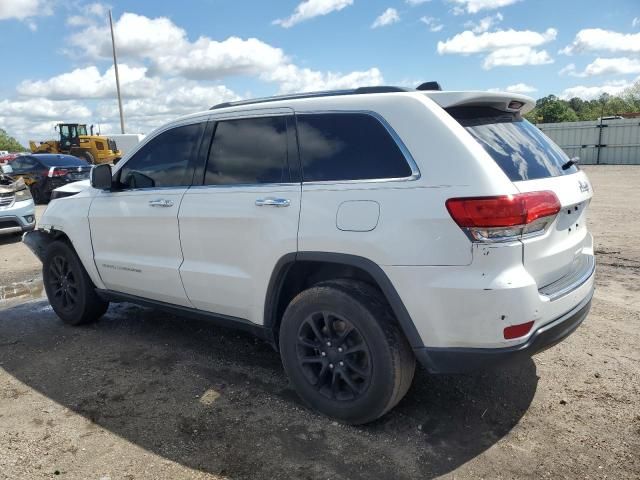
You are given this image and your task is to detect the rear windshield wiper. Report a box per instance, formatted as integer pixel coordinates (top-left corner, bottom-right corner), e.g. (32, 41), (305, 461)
(561, 157), (579, 170)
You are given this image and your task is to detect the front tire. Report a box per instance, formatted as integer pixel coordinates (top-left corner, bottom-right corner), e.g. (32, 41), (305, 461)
(43, 240), (108, 325)
(279, 280), (415, 424)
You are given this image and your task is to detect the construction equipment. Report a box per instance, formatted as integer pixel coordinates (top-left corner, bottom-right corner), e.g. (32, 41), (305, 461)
(29, 124), (122, 164)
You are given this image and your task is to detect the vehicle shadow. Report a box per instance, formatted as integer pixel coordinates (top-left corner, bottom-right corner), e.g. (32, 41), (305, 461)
(0, 300), (538, 480)
(0, 233), (23, 246)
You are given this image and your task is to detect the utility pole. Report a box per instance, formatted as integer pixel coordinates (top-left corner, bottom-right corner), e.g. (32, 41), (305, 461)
(109, 9), (125, 134)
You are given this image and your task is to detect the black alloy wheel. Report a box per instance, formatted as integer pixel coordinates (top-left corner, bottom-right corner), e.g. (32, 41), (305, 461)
(296, 310), (372, 401)
(47, 254), (79, 313)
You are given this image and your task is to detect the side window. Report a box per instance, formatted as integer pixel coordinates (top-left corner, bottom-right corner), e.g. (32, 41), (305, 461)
(205, 116), (289, 185)
(118, 123), (204, 189)
(296, 113), (413, 182)
(13, 157), (36, 171)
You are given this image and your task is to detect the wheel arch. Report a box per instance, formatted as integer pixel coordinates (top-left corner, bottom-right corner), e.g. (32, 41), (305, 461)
(23, 228), (73, 262)
(264, 252), (425, 350)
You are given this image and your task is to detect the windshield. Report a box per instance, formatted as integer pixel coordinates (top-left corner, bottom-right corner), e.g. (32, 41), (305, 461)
(447, 107), (578, 181)
(38, 156), (88, 167)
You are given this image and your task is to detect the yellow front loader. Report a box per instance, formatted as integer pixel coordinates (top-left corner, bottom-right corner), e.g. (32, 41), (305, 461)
(30, 123), (122, 164)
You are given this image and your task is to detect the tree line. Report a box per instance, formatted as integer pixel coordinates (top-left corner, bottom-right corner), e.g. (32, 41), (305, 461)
(525, 80), (640, 124)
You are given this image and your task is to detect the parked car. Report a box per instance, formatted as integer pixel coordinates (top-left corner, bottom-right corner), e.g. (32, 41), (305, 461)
(8, 154), (91, 204)
(0, 164), (36, 236)
(24, 85), (595, 424)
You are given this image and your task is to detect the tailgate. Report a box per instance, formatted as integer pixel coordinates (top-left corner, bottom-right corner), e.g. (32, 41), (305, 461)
(515, 170), (593, 287)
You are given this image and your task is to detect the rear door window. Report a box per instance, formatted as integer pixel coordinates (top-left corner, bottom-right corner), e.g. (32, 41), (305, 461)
(447, 107), (578, 181)
(296, 113), (413, 182)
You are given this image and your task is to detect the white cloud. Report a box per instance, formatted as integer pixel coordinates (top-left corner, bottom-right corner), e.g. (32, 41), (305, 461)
(266, 66), (383, 94)
(420, 16), (444, 33)
(560, 29), (640, 55)
(464, 12), (503, 33)
(559, 63), (576, 76)
(273, 0), (353, 28)
(438, 28), (557, 54)
(0, 98), (93, 146)
(66, 2), (110, 27)
(70, 12), (188, 59)
(449, 0), (521, 14)
(151, 37), (288, 80)
(67, 11), (381, 93)
(632, 17), (639, 28)
(0, 98), (91, 120)
(483, 46), (553, 69)
(437, 27), (556, 69)
(372, 8), (400, 29)
(560, 78), (638, 100)
(0, 0), (50, 20)
(488, 83), (537, 93)
(505, 83), (537, 93)
(17, 65), (152, 99)
(569, 57), (640, 77)
(406, 0), (431, 5)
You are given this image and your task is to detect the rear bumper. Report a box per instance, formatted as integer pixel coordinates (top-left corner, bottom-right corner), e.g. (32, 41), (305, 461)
(414, 289), (593, 374)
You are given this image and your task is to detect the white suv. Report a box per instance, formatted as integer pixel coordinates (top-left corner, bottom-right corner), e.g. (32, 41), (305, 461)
(24, 86), (595, 424)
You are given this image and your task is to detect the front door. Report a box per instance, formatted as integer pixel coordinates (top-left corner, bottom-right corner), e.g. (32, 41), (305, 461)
(89, 121), (206, 307)
(179, 112), (301, 324)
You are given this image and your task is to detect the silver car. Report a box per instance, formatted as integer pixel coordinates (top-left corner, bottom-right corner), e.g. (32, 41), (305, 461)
(0, 164), (36, 235)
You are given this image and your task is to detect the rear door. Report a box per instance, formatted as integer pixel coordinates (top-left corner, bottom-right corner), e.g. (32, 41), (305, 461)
(456, 108), (593, 287)
(178, 110), (301, 324)
(89, 121), (206, 306)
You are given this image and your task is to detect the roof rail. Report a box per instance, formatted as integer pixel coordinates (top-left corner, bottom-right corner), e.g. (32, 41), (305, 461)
(210, 85), (411, 110)
(209, 83), (443, 110)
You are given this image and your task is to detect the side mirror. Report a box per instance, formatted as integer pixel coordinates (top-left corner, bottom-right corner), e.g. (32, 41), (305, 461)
(91, 163), (113, 190)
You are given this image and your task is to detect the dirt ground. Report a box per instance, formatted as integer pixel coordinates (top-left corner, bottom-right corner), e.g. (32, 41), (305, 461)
(0, 166), (638, 480)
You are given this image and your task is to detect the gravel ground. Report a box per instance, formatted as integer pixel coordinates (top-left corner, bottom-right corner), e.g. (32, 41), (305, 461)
(0, 166), (638, 479)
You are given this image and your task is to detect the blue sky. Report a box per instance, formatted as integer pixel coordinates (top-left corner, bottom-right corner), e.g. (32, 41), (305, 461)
(1, 0), (639, 143)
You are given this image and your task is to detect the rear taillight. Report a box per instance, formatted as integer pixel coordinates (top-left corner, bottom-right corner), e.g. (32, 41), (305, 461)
(446, 191), (560, 242)
(48, 168), (69, 178)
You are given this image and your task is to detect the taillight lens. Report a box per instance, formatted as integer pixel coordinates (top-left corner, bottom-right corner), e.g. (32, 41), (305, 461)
(446, 191), (560, 242)
(49, 168), (69, 177)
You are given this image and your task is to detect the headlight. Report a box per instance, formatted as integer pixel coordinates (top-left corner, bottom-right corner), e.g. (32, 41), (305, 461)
(15, 187), (32, 201)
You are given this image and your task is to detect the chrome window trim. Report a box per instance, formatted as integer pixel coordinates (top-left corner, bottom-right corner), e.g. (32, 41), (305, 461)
(187, 182), (300, 190)
(295, 110), (421, 185)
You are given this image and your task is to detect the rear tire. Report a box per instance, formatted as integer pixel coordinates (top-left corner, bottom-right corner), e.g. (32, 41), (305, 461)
(279, 280), (415, 424)
(29, 185), (42, 204)
(43, 240), (108, 325)
(72, 149), (95, 164)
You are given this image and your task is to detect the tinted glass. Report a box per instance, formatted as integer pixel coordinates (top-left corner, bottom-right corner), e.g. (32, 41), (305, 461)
(448, 107), (578, 181)
(12, 157), (36, 170)
(205, 116), (288, 185)
(38, 155), (88, 167)
(118, 123), (204, 189)
(297, 113), (412, 182)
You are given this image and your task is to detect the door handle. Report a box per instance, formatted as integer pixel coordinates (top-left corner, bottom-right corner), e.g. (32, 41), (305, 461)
(148, 199), (174, 207)
(255, 197), (290, 207)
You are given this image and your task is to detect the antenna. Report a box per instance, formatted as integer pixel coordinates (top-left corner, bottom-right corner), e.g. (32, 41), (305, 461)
(109, 10), (125, 134)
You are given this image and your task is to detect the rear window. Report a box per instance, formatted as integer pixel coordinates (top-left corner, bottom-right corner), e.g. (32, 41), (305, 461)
(38, 155), (88, 167)
(447, 107), (578, 181)
(297, 113), (413, 182)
